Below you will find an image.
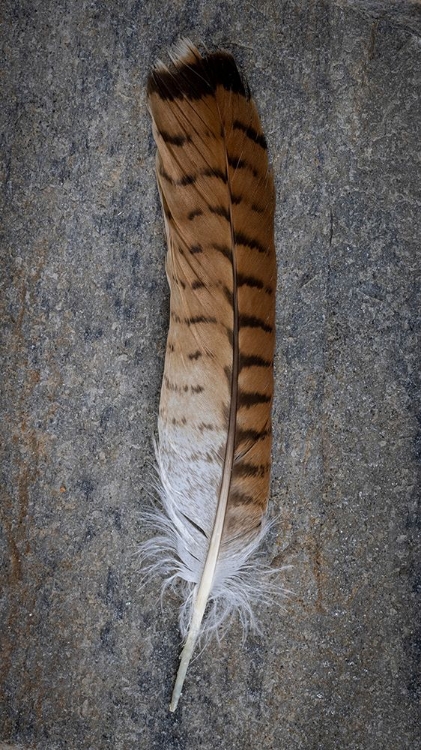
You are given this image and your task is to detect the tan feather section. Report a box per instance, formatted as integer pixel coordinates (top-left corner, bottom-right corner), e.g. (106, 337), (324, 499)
(146, 41), (276, 710)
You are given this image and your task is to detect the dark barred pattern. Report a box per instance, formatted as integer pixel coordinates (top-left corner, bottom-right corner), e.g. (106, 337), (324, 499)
(234, 231), (268, 254)
(233, 119), (268, 149)
(159, 129), (192, 145)
(239, 314), (273, 333)
(238, 390), (271, 407)
(233, 462), (270, 479)
(148, 51), (248, 101)
(239, 353), (272, 369)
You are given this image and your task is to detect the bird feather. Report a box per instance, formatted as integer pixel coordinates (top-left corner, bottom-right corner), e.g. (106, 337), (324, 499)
(143, 40), (277, 711)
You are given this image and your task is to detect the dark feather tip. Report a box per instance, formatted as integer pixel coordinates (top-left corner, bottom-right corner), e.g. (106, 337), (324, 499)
(148, 45), (249, 102)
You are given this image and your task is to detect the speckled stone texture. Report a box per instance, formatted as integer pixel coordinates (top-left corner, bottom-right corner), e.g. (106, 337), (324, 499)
(1, 1), (420, 748)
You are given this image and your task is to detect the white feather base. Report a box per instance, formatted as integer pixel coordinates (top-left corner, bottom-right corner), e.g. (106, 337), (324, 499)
(139, 444), (284, 643)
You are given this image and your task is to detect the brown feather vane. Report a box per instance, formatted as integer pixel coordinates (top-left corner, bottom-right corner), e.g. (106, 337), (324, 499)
(143, 41), (277, 711)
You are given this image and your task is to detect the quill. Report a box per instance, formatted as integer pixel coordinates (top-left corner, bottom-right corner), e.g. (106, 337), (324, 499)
(144, 41), (277, 711)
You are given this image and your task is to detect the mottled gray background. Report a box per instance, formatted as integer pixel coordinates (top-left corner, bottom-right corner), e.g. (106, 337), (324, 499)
(1, 1), (420, 748)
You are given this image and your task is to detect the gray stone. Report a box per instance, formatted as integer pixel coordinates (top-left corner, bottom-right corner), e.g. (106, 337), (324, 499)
(1, 1), (420, 748)
(338, 0), (421, 34)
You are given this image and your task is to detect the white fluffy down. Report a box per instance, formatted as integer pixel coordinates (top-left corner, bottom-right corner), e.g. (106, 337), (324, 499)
(139, 446), (284, 641)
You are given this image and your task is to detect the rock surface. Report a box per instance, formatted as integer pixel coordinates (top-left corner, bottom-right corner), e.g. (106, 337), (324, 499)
(1, 1), (420, 748)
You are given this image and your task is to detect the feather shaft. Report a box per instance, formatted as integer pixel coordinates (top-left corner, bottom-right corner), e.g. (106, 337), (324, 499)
(171, 407), (236, 710)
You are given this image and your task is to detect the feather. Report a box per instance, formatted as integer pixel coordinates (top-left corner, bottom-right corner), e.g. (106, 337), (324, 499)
(144, 41), (277, 711)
